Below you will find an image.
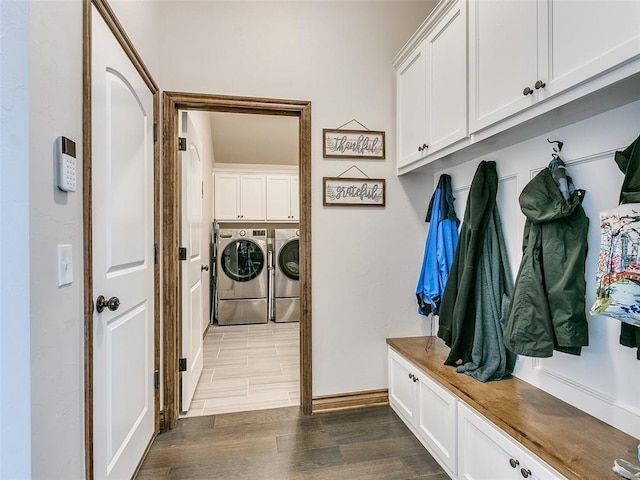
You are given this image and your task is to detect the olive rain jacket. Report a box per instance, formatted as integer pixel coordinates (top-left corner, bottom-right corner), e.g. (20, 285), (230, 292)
(438, 161), (499, 366)
(615, 133), (640, 360)
(503, 168), (589, 357)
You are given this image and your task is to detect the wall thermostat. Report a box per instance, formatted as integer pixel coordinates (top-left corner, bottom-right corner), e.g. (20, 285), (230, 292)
(57, 136), (77, 192)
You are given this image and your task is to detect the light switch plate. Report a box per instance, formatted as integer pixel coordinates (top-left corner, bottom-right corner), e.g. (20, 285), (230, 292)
(57, 244), (73, 287)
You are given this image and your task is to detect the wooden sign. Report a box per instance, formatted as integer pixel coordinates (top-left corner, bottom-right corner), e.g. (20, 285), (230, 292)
(323, 177), (386, 207)
(323, 129), (386, 159)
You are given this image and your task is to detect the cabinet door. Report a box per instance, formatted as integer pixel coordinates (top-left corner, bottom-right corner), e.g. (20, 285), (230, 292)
(458, 403), (521, 480)
(290, 176), (300, 221)
(523, 452), (565, 480)
(426, 0), (468, 153)
(266, 175), (292, 221)
(239, 174), (266, 220)
(214, 173), (240, 220)
(469, 0), (539, 133)
(397, 42), (428, 168)
(416, 371), (458, 475)
(539, 0), (640, 98)
(388, 349), (417, 424)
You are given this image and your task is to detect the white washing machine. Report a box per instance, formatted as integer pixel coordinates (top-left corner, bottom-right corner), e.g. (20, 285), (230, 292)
(216, 228), (268, 325)
(274, 229), (300, 323)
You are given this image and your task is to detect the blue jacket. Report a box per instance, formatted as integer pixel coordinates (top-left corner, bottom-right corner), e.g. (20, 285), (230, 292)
(416, 174), (459, 316)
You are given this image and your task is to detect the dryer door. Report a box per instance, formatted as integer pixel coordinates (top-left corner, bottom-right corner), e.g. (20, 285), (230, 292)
(278, 239), (299, 281)
(276, 238), (300, 297)
(219, 239), (266, 299)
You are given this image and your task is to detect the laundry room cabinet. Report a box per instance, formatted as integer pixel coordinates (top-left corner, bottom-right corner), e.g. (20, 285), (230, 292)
(388, 348), (457, 476)
(468, 0), (640, 133)
(395, 0), (468, 168)
(214, 173), (266, 221)
(266, 174), (299, 221)
(457, 403), (563, 480)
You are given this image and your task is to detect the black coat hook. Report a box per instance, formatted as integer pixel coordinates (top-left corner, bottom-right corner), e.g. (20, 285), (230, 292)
(547, 138), (564, 153)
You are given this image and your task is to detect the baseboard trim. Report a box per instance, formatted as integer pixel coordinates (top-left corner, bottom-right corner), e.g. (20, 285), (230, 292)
(312, 388), (389, 413)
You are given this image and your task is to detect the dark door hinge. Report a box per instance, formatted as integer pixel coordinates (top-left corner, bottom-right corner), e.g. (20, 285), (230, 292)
(154, 370), (160, 389)
(153, 123), (158, 142)
(179, 247), (187, 261)
(179, 358), (187, 372)
(178, 137), (187, 151)
(154, 243), (159, 265)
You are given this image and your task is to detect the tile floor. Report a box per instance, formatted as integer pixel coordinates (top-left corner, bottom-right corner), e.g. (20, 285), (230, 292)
(184, 321), (300, 417)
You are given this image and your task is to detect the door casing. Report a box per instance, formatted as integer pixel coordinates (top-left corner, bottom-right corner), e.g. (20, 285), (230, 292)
(82, 0), (161, 478)
(162, 92), (312, 429)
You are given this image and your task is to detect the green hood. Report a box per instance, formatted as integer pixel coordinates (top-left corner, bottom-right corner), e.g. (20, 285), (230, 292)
(519, 168), (585, 224)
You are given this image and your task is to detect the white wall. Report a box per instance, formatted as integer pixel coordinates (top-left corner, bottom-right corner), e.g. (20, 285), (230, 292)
(154, 1), (437, 396)
(435, 99), (640, 439)
(28, 1), (85, 477)
(1, 1), (32, 477)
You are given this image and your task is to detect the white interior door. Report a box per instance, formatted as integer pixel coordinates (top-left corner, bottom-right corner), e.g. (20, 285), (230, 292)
(180, 111), (204, 411)
(91, 6), (155, 480)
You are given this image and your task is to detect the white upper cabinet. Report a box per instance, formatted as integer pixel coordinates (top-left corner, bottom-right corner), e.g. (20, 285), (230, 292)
(266, 174), (299, 221)
(214, 173), (241, 220)
(397, 44), (428, 168)
(540, 0), (640, 98)
(469, 0), (640, 133)
(426, 0), (468, 153)
(396, 0), (640, 173)
(468, 0), (540, 132)
(240, 175), (266, 220)
(396, 0), (468, 168)
(214, 173), (266, 221)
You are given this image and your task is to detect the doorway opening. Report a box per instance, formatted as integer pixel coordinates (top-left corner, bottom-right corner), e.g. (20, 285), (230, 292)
(162, 92), (312, 430)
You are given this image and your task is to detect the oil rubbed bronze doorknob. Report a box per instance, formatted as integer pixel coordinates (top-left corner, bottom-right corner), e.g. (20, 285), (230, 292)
(418, 144), (429, 152)
(96, 295), (120, 313)
(520, 467), (532, 478)
(535, 80), (546, 89)
(509, 458), (520, 468)
(523, 86), (534, 96)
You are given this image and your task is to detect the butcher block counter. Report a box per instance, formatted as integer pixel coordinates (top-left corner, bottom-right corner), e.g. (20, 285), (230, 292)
(387, 336), (639, 480)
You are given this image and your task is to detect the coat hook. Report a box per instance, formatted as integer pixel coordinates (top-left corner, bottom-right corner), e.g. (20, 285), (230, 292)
(546, 138), (564, 153)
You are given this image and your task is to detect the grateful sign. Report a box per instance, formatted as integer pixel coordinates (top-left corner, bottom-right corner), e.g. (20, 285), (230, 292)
(323, 177), (386, 207)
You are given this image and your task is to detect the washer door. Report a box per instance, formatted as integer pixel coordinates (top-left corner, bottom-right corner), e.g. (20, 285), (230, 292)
(221, 239), (265, 282)
(278, 239), (299, 281)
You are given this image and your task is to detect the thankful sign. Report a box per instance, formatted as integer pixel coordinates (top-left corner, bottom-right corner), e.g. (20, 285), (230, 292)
(323, 177), (386, 207)
(323, 129), (386, 159)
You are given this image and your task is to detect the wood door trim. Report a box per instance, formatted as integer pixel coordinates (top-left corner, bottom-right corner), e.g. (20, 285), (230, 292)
(162, 92), (313, 429)
(82, 1), (161, 478)
(312, 389), (389, 413)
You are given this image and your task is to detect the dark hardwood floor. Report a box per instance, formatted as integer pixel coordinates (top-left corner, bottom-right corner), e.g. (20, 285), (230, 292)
(136, 405), (450, 479)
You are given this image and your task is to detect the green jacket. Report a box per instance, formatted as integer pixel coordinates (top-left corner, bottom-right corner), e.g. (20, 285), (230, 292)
(616, 133), (640, 360)
(438, 161), (498, 366)
(503, 168), (589, 357)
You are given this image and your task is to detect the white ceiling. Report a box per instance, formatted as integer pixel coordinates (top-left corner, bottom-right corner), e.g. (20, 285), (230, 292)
(208, 111), (299, 166)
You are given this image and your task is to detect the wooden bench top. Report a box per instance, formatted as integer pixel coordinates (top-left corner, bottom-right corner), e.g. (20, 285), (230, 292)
(387, 336), (639, 480)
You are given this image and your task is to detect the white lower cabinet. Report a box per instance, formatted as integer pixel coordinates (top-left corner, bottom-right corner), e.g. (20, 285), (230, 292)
(389, 348), (457, 476)
(388, 347), (565, 480)
(458, 403), (564, 480)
